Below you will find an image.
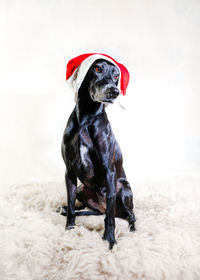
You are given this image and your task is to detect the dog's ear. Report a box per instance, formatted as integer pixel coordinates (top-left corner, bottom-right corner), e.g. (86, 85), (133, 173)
(76, 74), (92, 103)
(75, 74), (89, 103)
(76, 62), (96, 102)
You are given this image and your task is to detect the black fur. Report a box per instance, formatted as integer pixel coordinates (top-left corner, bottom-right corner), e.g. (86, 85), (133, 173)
(61, 59), (136, 249)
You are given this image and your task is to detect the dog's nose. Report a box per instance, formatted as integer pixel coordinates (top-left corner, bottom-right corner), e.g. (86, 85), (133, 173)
(108, 87), (120, 99)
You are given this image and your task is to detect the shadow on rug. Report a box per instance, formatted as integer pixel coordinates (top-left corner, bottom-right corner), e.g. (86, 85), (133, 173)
(0, 177), (200, 280)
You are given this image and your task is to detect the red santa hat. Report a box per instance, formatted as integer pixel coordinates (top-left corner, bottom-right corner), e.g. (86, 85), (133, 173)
(66, 53), (130, 101)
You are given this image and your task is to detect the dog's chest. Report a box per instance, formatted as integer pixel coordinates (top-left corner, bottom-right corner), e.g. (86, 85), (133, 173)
(78, 128), (96, 175)
(79, 143), (91, 168)
(78, 139), (98, 185)
(77, 122), (114, 185)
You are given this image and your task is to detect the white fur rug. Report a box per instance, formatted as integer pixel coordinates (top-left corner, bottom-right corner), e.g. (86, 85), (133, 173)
(1, 176), (200, 280)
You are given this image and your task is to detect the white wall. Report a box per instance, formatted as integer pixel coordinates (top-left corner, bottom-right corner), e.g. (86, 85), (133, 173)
(0, 0), (200, 184)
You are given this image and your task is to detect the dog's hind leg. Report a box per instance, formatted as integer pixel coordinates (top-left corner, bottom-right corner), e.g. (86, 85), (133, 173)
(59, 206), (102, 216)
(76, 184), (106, 214)
(58, 203), (85, 216)
(116, 178), (136, 231)
(58, 183), (105, 216)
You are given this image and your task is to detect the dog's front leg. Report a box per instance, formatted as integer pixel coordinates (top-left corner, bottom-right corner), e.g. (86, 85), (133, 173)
(103, 171), (117, 249)
(65, 169), (77, 229)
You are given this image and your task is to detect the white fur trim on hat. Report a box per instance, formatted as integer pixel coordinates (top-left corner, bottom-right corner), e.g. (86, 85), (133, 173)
(67, 54), (121, 102)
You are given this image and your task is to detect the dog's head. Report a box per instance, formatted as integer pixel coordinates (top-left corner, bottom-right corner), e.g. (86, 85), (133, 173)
(66, 53), (130, 103)
(81, 59), (120, 105)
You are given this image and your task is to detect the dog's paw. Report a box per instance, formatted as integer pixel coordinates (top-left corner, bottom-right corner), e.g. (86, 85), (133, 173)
(56, 206), (68, 216)
(102, 232), (117, 250)
(108, 239), (117, 250)
(129, 223), (136, 232)
(65, 224), (75, 230)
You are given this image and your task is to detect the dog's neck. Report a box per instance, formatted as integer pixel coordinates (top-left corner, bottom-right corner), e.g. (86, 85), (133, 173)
(75, 87), (106, 126)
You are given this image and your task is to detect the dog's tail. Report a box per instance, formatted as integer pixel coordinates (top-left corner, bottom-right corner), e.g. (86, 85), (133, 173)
(56, 206), (103, 216)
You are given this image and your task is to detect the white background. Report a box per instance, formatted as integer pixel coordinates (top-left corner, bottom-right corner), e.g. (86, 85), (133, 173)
(0, 0), (200, 185)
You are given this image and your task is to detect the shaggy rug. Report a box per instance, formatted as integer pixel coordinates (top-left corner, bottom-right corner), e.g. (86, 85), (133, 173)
(0, 176), (200, 280)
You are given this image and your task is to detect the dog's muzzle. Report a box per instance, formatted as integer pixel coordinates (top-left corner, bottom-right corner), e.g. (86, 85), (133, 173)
(107, 87), (120, 99)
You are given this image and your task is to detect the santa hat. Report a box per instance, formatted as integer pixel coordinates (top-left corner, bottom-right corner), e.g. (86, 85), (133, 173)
(66, 53), (130, 101)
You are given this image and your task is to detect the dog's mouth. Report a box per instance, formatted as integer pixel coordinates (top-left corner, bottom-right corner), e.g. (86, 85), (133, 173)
(90, 92), (115, 105)
(89, 83), (119, 105)
(101, 98), (115, 105)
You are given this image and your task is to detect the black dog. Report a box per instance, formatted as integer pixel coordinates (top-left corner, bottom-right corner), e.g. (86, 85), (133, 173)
(61, 59), (136, 249)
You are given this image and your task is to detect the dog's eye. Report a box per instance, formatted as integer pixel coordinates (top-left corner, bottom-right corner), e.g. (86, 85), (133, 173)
(114, 75), (119, 80)
(95, 66), (102, 73)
